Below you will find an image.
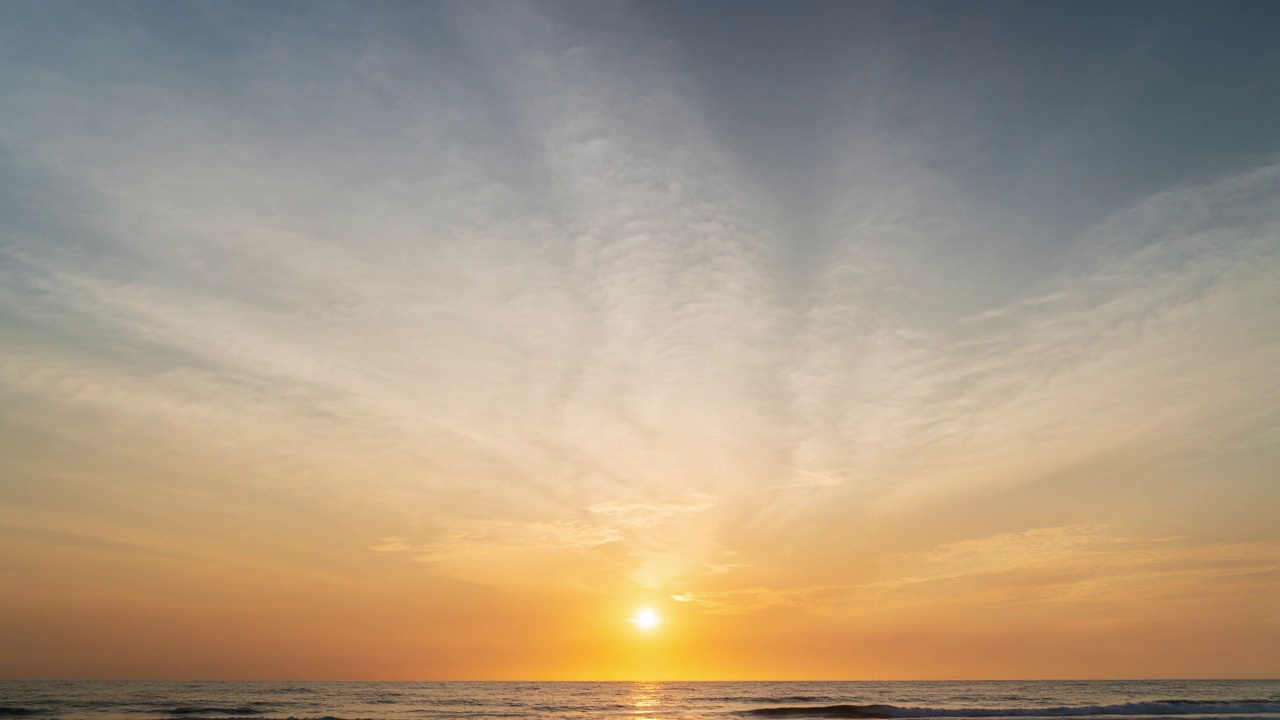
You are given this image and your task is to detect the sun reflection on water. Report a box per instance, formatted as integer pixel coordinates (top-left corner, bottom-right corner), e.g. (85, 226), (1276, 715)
(629, 681), (664, 719)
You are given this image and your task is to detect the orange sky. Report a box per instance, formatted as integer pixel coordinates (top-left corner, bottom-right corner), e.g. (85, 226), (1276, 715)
(3, 435), (1277, 679)
(2, 1), (1279, 680)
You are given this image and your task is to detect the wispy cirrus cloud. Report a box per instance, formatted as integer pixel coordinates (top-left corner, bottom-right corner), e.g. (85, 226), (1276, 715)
(673, 525), (1280, 620)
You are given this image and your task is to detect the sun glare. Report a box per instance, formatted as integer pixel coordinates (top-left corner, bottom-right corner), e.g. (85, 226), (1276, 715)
(630, 607), (661, 631)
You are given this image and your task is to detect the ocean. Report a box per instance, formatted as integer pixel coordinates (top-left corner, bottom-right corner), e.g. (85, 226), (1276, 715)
(1, 681), (1278, 720)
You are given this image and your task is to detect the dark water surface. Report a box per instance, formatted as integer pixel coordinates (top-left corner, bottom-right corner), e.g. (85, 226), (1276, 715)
(2, 681), (1278, 720)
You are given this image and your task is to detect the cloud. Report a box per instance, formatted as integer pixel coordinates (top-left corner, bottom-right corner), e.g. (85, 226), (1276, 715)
(588, 494), (720, 526)
(371, 517), (627, 557)
(1, 1), (1277, 613)
(369, 537), (412, 553)
(366, 518), (627, 590)
(675, 525), (1280, 619)
(369, 493), (726, 589)
(769, 470), (844, 490)
(774, 154), (1280, 513)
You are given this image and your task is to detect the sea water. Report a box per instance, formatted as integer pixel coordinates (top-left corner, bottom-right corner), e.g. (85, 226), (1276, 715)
(2, 680), (1278, 720)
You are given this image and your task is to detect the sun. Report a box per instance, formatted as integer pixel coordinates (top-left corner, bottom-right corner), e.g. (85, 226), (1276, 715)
(629, 607), (661, 631)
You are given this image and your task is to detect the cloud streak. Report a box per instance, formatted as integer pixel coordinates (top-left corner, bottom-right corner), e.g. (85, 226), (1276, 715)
(673, 525), (1280, 621)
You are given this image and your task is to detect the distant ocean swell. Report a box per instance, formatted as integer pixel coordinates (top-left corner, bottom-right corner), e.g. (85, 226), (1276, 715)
(739, 701), (1280, 719)
(161, 708), (269, 716)
(5, 681), (1280, 720)
(716, 697), (839, 704)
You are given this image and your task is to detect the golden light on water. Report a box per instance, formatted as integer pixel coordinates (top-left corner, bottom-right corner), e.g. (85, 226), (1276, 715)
(629, 607), (661, 632)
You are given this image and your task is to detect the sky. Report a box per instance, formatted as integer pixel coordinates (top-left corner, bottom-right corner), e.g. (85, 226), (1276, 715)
(1, 0), (1278, 680)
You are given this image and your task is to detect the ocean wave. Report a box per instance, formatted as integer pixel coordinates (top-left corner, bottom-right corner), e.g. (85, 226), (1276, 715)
(738, 701), (1280, 718)
(0, 709), (37, 717)
(160, 708), (268, 716)
(159, 716), (365, 720)
(147, 713), (542, 720)
(712, 697), (837, 704)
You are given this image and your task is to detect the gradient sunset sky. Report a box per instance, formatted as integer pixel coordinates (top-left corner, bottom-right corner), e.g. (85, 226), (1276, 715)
(2, 1), (1279, 680)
